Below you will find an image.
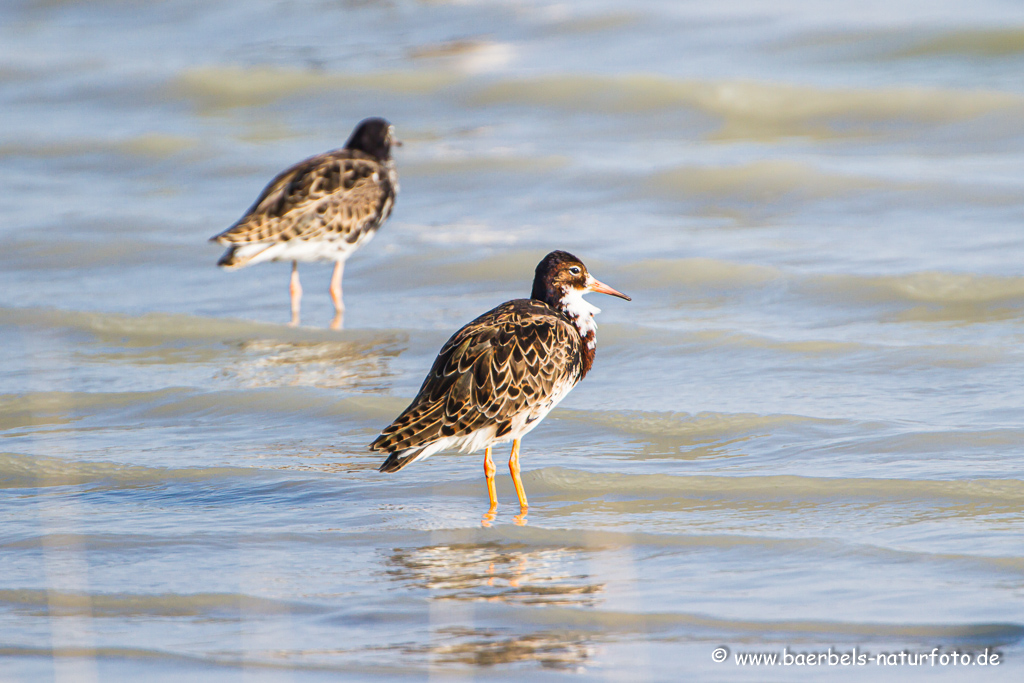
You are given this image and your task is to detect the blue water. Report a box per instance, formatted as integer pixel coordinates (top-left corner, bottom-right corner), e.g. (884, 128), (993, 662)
(2, 0), (1024, 680)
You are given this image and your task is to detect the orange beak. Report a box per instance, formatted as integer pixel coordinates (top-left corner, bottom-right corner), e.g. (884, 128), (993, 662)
(588, 277), (631, 301)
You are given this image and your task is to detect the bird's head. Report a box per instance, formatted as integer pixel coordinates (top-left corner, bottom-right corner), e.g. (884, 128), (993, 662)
(345, 117), (400, 161)
(530, 250), (630, 312)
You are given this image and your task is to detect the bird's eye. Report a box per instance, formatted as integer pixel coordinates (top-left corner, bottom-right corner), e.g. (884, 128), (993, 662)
(569, 266), (581, 275)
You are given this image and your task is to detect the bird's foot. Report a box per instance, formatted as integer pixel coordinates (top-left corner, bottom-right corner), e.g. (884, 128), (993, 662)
(481, 505), (497, 528)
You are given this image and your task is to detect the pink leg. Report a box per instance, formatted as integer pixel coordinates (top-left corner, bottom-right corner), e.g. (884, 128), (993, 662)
(329, 261), (344, 330)
(289, 261), (302, 327)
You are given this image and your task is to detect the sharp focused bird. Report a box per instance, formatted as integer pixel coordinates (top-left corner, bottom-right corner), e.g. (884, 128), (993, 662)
(370, 250), (630, 524)
(211, 117), (399, 329)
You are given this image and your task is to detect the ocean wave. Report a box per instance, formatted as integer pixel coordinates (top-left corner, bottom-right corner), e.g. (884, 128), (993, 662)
(646, 160), (882, 203)
(621, 257), (782, 289)
(0, 451), (260, 490)
(0, 385), (403, 441)
(527, 467), (1024, 511)
(0, 588), (323, 618)
(407, 39), (515, 74)
(400, 154), (568, 179)
(893, 28), (1024, 59)
(137, 388), (404, 422)
(617, 257), (1024, 321)
(471, 75), (1024, 140)
(0, 239), (197, 270)
(0, 134), (197, 160)
(0, 307), (403, 347)
(811, 271), (1024, 306)
(0, 390), (184, 432)
(500, 602), (1024, 645)
(171, 66), (461, 110)
(555, 408), (837, 440)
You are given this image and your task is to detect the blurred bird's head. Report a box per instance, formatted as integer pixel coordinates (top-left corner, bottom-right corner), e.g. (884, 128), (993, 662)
(345, 117), (400, 162)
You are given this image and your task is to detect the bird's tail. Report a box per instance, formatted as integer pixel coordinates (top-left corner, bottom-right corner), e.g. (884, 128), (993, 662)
(216, 245), (241, 268)
(377, 448), (425, 473)
(215, 242), (275, 270)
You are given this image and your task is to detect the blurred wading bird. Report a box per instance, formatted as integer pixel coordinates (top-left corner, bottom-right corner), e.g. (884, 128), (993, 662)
(211, 117), (399, 329)
(370, 251), (630, 525)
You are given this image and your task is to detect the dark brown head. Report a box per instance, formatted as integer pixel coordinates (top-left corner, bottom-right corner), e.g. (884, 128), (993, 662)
(344, 117), (399, 162)
(530, 250), (630, 309)
(531, 250), (629, 379)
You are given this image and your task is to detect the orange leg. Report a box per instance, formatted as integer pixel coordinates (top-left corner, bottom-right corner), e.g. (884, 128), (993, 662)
(482, 447), (497, 526)
(509, 439), (528, 525)
(329, 261), (345, 330)
(288, 261), (302, 327)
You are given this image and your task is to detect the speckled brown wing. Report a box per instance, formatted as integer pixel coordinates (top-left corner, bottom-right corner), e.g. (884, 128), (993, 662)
(212, 150), (395, 249)
(371, 299), (582, 460)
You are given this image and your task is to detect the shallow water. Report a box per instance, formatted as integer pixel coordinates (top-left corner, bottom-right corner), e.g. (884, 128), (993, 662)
(2, 0), (1024, 680)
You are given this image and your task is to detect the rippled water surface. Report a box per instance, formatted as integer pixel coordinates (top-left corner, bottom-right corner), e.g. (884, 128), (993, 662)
(3, 0), (1024, 680)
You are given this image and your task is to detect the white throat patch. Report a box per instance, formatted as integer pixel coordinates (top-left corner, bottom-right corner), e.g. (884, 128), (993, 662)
(560, 286), (601, 348)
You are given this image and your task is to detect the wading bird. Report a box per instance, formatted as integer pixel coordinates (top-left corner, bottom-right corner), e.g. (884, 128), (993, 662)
(371, 250), (630, 524)
(211, 117), (399, 329)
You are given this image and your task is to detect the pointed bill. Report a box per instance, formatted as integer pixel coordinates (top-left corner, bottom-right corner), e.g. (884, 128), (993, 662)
(587, 276), (631, 301)
(388, 125), (403, 147)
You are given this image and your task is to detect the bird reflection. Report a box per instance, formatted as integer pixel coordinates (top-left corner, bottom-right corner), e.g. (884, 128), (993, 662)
(419, 626), (595, 669)
(221, 337), (403, 390)
(387, 542), (603, 607)
(388, 543), (603, 669)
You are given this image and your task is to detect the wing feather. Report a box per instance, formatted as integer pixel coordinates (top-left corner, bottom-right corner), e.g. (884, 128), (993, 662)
(369, 299), (582, 454)
(212, 150), (394, 247)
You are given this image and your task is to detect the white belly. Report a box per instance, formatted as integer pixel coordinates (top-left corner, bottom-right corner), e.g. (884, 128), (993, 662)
(406, 374), (580, 468)
(235, 230), (376, 266)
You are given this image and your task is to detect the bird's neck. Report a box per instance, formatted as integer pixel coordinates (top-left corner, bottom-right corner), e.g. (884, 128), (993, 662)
(555, 287), (600, 379)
